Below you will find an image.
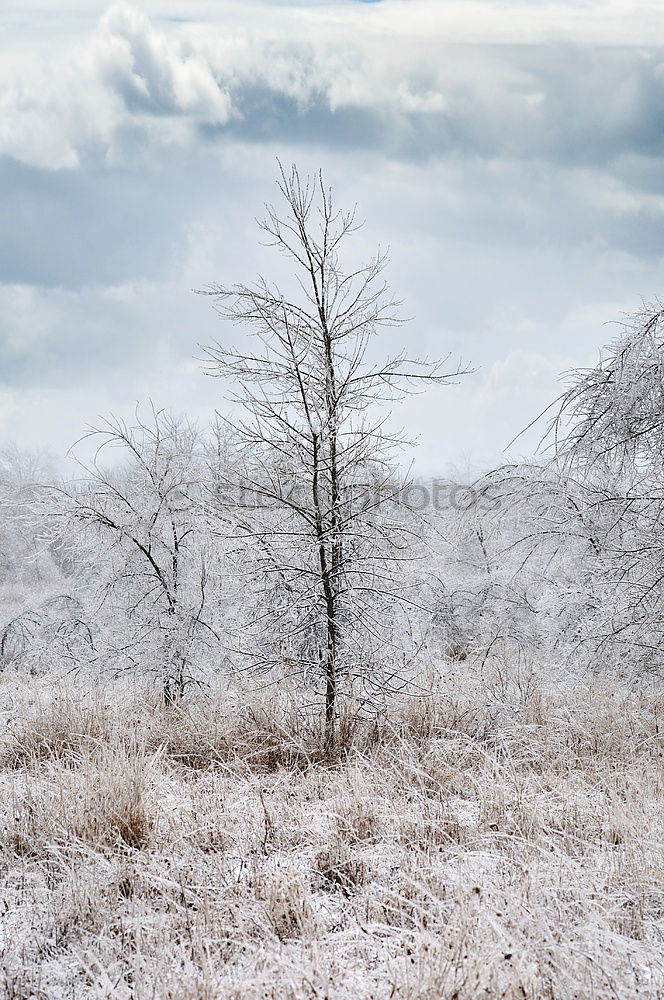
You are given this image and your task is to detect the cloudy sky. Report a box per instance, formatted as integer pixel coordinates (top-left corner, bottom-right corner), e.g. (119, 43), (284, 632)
(2, 0), (664, 473)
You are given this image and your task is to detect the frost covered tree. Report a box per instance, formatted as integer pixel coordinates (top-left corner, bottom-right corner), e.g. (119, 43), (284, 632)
(437, 303), (664, 675)
(0, 446), (89, 671)
(452, 304), (664, 673)
(551, 303), (664, 669)
(54, 409), (218, 699)
(200, 164), (463, 744)
(434, 463), (606, 668)
(0, 445), (57, 585)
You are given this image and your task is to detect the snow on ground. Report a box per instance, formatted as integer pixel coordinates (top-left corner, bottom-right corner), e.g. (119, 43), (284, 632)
(0, 664), (662, 998)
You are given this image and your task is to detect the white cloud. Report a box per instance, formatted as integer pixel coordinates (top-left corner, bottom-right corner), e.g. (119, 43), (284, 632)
(0, 5), (233, 171)
(95, 4), (231, 121)
(3, 3), (664, 173)
(2, 2), (664, 468)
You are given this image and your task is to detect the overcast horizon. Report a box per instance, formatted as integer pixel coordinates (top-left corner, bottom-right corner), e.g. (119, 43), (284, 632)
(2, 0), (664, 475)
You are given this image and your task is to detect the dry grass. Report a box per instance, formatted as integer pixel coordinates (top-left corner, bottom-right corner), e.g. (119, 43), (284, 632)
(0, 664), (662, 998)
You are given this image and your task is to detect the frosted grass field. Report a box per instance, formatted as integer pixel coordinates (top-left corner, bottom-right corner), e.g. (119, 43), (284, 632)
(1, 664), (662, 999)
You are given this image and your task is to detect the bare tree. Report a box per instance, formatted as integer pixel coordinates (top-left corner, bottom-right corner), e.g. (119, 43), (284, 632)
(0, 445), (95, 672)
(460, 303), (664, 674)
(555, 304), (664, 475)
(443, 462), (606, 666)
(200, 164), (464, 745)
(0, 444), (58, 585)
(53, 408), (217, 699)
(549, 303), (664, 669)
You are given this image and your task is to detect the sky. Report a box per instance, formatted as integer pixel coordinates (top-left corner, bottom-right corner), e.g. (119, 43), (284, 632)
(2, 0), (664, 474)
